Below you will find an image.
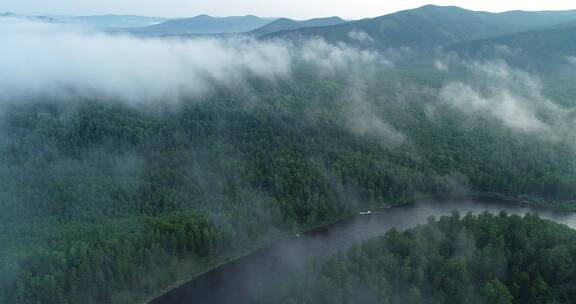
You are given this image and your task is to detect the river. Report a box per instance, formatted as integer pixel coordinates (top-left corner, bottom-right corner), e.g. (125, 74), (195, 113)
(149, 196), (576, 304)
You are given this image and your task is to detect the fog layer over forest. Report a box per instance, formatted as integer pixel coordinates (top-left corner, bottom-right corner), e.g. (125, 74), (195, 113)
(0, 12), (575, 304)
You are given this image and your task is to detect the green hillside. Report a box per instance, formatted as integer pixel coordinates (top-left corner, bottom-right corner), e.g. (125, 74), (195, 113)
(1, 62), (575, 303)
(445, 24), (576, 69)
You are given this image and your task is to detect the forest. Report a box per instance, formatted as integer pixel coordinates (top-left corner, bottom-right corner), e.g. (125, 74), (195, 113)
(0, 60), (574, 303)
(253, 213), (576, 304)
(1, 5), (576, 303)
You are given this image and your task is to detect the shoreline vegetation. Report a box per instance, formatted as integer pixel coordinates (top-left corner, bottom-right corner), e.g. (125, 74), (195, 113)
(144, 193), (575, 304)
(253, 212), (576, 304)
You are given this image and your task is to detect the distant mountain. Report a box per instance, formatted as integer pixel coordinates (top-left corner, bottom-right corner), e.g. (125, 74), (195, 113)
(0, 12), (59, 23)
(32, 16), (59, 23)
(263, 5), (576, 50)
(62, 15), (168, 28)
(0, 12), (163, 27)
(496, 9), (576, 30)
(0, 12), (17, 18)
(249, 16), (346, 36)
(129, 15), (276, 35)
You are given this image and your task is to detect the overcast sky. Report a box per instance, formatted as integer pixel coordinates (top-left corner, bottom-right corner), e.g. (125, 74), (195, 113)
(2, 0), (575, 19)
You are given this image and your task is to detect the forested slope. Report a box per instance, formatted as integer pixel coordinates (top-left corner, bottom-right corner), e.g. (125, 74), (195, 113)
(0, 60), (575, 303)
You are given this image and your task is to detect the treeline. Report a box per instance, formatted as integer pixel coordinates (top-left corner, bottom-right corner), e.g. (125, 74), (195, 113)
(6, 213), (224, 304)
(0, 66), (574, 303)
(254, 213), (576, 304)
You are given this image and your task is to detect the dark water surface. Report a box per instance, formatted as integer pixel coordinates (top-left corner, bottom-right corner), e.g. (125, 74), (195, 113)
(150, 197), (576, 304)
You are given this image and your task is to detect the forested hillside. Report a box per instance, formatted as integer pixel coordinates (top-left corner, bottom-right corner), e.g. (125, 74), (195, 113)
(0, 60), (574, 303)
(254, 213), (576, 304)
(445, 24), (576, 73)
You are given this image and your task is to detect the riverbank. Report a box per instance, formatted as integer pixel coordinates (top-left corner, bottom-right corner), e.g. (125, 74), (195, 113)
(144, 193), (575, 304)
(139, 201), (394, 303)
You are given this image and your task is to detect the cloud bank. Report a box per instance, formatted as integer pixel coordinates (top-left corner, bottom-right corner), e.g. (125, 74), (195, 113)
(0, 17), (297, 102)
(0, 17), (396, 105)
(437, 60), (571, 138)
(0, 17), (407, 146)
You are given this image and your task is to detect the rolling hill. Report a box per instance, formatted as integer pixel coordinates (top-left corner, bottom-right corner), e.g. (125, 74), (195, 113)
(62, 15), (168, 28)
(129, 14), (276, 35)
(263, 5), (576, 51)
(249, 16), (346, 36)
(0, 12), (17, 17)
(0, 12), (165, 27)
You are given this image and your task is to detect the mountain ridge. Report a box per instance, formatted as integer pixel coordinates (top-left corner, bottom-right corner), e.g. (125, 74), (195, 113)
(262, 5), (576, 51)
(129, 14), (276, 35)
(249, 16), (346, 36)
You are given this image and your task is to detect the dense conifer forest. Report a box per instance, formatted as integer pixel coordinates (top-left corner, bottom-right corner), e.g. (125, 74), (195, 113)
(0, 64), (574, 303)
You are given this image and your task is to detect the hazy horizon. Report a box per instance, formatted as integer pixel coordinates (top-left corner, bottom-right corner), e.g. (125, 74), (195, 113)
(2, 0), (575, 20)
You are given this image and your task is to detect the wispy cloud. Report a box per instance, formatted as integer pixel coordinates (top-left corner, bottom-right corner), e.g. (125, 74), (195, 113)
(437, 60), (569, 137)
(0, 17), (293, 102)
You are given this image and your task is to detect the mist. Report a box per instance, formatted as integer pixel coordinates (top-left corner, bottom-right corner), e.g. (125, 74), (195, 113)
(0, 17), (394, 105)
(431, 58), (575, 144)
(0, 17), (296, 103)
(2, 10), (576, 304)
